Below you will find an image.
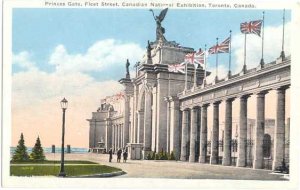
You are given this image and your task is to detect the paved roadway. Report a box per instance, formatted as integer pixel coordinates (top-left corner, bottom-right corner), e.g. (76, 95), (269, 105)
(45, 153), (287, 180)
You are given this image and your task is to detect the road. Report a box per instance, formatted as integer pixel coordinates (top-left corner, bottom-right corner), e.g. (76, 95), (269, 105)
(45, 153), (287, 180)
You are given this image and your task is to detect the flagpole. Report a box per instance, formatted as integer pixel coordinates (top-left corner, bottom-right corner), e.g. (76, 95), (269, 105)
(280, 9), (285, 59)
(243, 33), (247, 74)
(215, 37), (219, 82)
(203, 44), (207, 86)
(260, 11), (265, 66)
(228, 30), (232, 77)
(184, 60), (188, 91)
(193, 51), (197, 89)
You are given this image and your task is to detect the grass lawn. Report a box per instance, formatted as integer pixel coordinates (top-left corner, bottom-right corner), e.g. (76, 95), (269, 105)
(10, 160), (98, 164)
(10, 160), (122, 177)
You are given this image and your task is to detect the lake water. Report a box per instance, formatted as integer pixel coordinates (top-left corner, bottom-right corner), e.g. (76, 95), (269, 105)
(10, 147), (89, 155)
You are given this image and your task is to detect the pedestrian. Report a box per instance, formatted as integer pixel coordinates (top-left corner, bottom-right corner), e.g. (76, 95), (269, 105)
(108, 148), (113, 162)
(123, 150), (128, 163)
(117, 149), (122, 163)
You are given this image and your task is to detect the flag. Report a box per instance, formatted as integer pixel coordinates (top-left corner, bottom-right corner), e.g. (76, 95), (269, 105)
(115, 92), (124, 100)
(194, 49), (205, 65)
(184, 53), (195, 64)
(168, 63), (185, 73)
(240, 20), (262, 36)
(208, 37), (230, 54)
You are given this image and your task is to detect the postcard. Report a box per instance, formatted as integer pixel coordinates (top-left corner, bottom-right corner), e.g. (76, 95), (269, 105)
(1, 0), (300, 189)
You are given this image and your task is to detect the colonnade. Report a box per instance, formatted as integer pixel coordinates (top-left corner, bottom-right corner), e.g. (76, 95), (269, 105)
(180, 87), (288, 170)
(111, 123), (125, 152)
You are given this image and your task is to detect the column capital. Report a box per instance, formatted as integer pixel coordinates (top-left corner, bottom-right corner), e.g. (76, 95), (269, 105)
(255, 90), (269, 96)
(239, 94), (251, 99)
(180, 108), (190, 112)
(213, 101), (222, 105)
(225, 97), (235, 103)
(191, 106), (200, 111)
(201, 103), (210, 108)
(276, 85), (290, 91)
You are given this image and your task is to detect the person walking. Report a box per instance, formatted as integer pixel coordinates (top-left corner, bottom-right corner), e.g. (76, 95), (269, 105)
(108, 148), (113, 162)
(123, 150), (128, 163)
(117, 149), (122, 163)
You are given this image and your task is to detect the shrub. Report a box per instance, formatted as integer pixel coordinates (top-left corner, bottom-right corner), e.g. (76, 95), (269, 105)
(151, 151), (156, 160)
(168, 151), (176, 160)
(30, 136), (45, 161)
(12, 133), (29, 161)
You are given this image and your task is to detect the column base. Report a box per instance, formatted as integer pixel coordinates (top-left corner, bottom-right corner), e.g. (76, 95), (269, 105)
(210, 157), (218, 165)
(236, 158), (246, 167)
(253, 159), (263, 169)
(189, 154), (195, 162)
(199, 156), (206, 163)
(180, 155), (187, 161)
(222, 157), (231, 166)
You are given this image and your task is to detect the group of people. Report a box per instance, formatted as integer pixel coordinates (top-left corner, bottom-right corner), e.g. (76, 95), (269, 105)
(108, 148), (128, 163)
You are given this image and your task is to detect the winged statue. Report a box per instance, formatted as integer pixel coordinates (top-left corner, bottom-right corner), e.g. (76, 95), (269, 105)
(149, 8), (168, 41)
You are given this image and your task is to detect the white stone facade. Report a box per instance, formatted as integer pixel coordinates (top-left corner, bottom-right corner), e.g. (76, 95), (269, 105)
(87, 40), (290, 171)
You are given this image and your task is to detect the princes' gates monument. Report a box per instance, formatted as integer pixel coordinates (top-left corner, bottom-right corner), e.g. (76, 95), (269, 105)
(87, 9), (290, 171)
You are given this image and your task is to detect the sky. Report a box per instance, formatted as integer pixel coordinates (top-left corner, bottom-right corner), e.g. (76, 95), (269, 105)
(12, 8), (291, 148)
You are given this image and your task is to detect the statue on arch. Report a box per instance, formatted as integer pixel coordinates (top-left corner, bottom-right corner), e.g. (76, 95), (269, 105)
(147, 40), (153, 60)
(149, 8), (168, 42)
(126, 59), (130, 78)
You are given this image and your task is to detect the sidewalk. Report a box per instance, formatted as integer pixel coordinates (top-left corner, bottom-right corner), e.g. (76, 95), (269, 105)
(45, 153), (287, 180)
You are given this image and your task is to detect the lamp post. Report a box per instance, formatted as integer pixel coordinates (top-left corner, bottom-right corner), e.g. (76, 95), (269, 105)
(58, 97), (68, 177)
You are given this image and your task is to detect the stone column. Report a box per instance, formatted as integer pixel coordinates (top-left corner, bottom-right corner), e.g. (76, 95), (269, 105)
(151, 88), (157, 151)
(116, 124), (119, 149)
(273, 87), (286, 170)
(124, 95), (130, 146)
(156, 72), (169, 152)
(137, 111), (144, 143)
(210, 101), (221, 164)
(114, 125), (117, 151)
(116, 124), (120, 149)
(253, 91), (268, 169)
(199, 104), (208, 163)
(119, 124), (122, 149)
(237, 95), (250, 167)
(169, 97), (181, 159)
(189, 107), (198, 162)
(223, 98), (234, 166)
(180, 109), (189, 161)
(121, 124), (124, 148)
(105, 119), (112, 150)
(111, 124), (115, 150)
(165, 97), (171, 153)
(144, 92), (152, 151)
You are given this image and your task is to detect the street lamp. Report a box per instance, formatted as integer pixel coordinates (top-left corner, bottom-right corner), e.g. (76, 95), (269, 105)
(58, 97), (68, 177)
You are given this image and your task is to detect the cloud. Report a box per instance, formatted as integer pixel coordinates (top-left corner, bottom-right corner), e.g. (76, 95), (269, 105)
(49, 39), (145, 74)
(206, 64), (228, 83)
(12, 39), (142, 147)
(13, 51), (36, 70)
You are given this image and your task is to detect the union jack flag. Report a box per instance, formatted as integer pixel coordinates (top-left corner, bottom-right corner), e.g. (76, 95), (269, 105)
(240, 20), (262, 36)
(115, 92), (125, 100)
(184, 53), (195, 64)
(208, 37), (230, 54)
(194, 49), (205, 65)
(168, 63), (185, 73)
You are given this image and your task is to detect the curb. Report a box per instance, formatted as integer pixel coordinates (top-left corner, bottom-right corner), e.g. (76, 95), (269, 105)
(68, 171), (126, 178)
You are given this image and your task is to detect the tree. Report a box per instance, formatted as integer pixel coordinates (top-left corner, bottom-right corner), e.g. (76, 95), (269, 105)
(12, 133), (29, 161)
(30, 136), (45, 161)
